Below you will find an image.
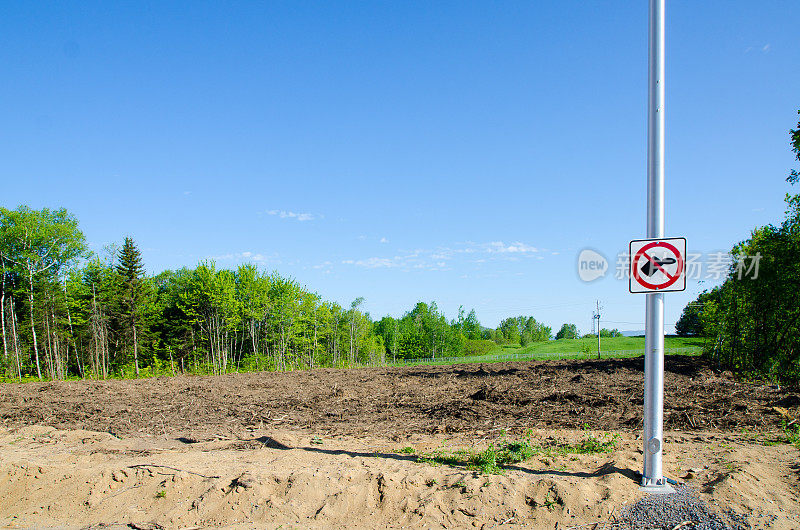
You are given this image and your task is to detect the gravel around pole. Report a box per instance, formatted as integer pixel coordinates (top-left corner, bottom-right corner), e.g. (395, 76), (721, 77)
(615, 485), (752, 530)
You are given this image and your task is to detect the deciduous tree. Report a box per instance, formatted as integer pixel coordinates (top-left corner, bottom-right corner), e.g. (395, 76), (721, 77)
(0, 206), (87, 379)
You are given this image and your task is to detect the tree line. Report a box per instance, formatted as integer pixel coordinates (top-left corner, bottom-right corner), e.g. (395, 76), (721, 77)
(676, 109), (800, 381)
(0, 206), (569, 381)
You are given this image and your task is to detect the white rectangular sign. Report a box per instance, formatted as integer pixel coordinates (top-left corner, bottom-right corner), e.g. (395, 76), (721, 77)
(629, 237), (686, 293)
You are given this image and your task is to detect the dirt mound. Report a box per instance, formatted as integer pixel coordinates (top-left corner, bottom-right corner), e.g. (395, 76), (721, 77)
(0, 425), (797, 529)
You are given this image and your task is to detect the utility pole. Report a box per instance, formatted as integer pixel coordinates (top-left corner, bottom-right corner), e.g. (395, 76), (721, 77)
(593, 301), (601, 359)
(642, 0), (671, 493)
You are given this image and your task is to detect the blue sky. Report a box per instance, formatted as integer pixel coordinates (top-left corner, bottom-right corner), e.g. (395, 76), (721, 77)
(2, 1), (798, 333)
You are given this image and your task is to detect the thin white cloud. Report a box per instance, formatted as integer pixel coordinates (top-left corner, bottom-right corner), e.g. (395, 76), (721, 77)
(487, 241), (539, 253)
(380, 237), (388, 244)
(266, 209), (317, 222)
(339, 239), (541, 272)
(210, 251), (277, 263)
(746, 44), (771, 54)
(341, 257), (397, 269)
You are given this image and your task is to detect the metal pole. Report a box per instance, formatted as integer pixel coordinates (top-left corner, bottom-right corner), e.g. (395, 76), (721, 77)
(642, 0), (670, 492)
(596, 300), (601, 359)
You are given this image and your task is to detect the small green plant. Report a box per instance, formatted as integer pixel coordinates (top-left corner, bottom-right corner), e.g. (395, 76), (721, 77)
(414, 438), (536, 476)
(417, 449), (466, 468)
(556, 427), (620, 455)
(467, 438), (537, 474)
(399, 446), (416, 454)
(310, 435), (323, 445)
(783, 420), (800, 450)
(468, 446), (503, 475)
(413, 429), (620, 476)
(574, 432), (620, 454)
(425, 478), (437, 487)
(543, 491), (558, 509)
(156, 490), (166, 498)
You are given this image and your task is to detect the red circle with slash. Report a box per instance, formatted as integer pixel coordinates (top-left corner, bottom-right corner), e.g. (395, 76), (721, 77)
(632, 241), (684, 290)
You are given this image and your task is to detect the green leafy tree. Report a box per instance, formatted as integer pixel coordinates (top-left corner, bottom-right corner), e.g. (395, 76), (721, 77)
(348, 297), (365, 364)
(675, 304), (701, 337)
(0, 206), (87, 379)
(698, 110), (800, 379)
(676, 290), (720, 337)
(267, 274), (302, 370)
(317, 300), (343, 367)
(498, 317), (521, 345)
(235, 264), (271, 365)
(375, 316), (401, 362)
(528, 318), (552, 342)
(0, 234), (13, 375)
(519, 316), (552, 344)
(377, 302), (466, 360)
(788, 110), (800, 184)
(462, 309), (482, 340)
(180, 262), (241, 374)
(150, 268), (195, 372)
(78, 258), (119, 378)
(555, 323), (579, 340)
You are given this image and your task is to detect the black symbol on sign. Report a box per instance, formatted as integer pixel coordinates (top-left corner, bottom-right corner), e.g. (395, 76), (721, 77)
(640, 257), (676, 277)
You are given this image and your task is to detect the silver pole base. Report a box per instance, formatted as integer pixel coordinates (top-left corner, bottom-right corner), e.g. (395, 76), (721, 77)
(639, 477), (675, 494)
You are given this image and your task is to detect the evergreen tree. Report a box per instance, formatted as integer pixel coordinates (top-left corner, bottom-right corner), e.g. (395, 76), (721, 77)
(116, 237), (146, 376)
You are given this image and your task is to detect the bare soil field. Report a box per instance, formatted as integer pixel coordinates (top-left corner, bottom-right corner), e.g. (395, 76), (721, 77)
(1, 355), (798, 529)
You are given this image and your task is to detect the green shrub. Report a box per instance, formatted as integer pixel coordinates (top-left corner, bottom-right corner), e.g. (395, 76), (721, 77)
(463, 339), (497, 357)
(784, 421), (800, 450)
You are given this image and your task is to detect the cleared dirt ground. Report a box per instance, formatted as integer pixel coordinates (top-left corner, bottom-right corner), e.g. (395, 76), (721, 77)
(1, 355), (798, 529)
(2, 356), (797, 438)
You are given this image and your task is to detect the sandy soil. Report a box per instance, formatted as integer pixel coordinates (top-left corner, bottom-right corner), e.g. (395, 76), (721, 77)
(1, 356), (798, 529)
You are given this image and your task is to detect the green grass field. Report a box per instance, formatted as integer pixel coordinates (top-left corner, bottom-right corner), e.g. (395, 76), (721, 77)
(393, 335), (704, 367)
(492, 335), (703, 356)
